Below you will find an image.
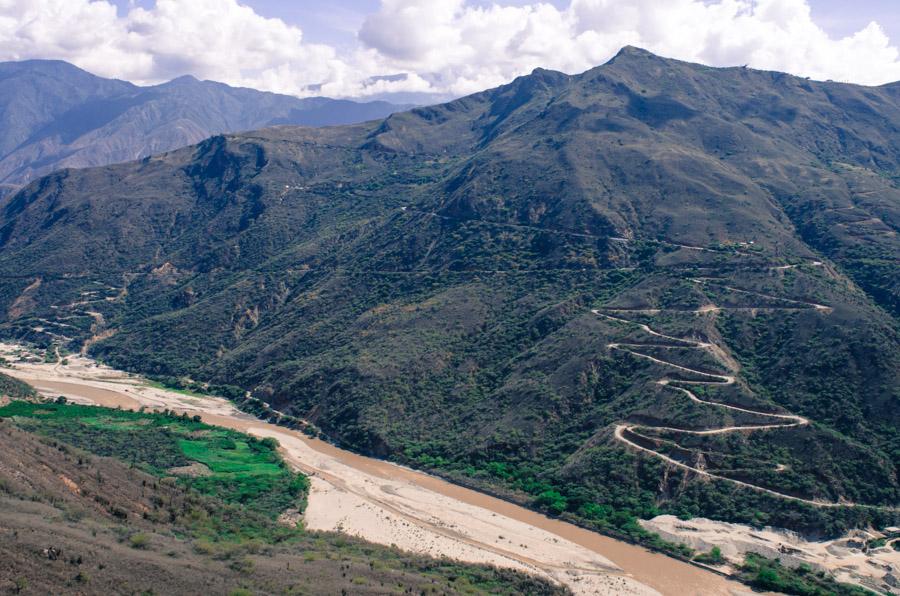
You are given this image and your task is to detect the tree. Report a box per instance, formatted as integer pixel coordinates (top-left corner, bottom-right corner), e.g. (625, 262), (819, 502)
(535, 490), (567, 515)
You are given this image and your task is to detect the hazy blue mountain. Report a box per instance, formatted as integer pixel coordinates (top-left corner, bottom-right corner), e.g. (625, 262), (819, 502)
(0, 59), (410, 195)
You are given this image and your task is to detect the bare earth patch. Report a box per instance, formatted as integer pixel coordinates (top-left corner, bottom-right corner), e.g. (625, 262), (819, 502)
(57, 473), (81, 495)
(166, 462), (212, 477)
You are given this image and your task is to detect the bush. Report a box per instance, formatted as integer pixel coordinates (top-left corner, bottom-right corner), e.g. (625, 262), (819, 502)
(129, 533), (150, 549)
(694, 546), (725, 565)
(534, 490), (567, 515)
(228, 558), (254, 574)
(739, 553), (872, 596)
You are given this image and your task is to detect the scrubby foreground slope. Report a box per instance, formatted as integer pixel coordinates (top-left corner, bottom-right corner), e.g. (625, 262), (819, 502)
(0, 405), (560, 595)
(0, 47), (898, 540)
(0, 370), (35, 399)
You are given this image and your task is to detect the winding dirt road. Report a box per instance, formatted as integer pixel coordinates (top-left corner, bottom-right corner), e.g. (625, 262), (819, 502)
(594, 277), (894, 510)
(1, 344), (754, 596)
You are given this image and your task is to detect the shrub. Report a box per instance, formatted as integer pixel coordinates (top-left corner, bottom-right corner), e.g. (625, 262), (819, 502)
(129, 533), (150, 549)
(13, 578), (27, 594)
(694, 546), (725, 565)
(228, 558), (254, 574)
(534, 490), (567, 515)
(260, 437), (279, 450)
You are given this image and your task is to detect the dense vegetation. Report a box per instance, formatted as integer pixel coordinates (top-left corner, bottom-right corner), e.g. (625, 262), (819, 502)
(0, 404), (563, 595)
(737, 554), (875, 596)
(0, 400), (307, 527)
(0, 401), (308, 519)
(0, 47), (898, 544)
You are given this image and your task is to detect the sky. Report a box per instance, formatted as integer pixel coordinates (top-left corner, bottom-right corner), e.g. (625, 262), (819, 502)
(2, 0), (900, 100)
(238, 0), (900, 49)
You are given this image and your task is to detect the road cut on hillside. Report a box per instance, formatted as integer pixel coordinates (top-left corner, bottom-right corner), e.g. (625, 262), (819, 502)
(0, 343), (753, 596)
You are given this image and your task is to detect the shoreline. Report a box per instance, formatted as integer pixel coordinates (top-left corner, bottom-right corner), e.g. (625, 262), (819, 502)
(0, 343), (753, 595)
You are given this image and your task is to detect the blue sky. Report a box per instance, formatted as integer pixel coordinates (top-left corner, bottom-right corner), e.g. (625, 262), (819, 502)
(111, 0), (900, 46)
(806, 0), (899, 39)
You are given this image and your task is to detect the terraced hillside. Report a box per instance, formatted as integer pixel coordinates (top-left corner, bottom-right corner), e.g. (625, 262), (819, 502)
(0, 47), (898, 541)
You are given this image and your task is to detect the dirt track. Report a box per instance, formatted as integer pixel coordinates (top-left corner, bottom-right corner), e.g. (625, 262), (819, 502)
(593, 274), (895, 510)
(1, 344), (753, 596)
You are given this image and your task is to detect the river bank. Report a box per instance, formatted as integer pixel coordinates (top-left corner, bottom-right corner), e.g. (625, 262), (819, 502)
(0, 343), (753, 595)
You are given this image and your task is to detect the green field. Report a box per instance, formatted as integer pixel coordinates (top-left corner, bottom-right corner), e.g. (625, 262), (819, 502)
(0, 401), (563, 595)
(0, 401), (308, 521)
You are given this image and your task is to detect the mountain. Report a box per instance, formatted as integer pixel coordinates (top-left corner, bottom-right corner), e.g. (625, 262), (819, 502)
(0, 59), (410, 195)
(0, 47), (898, 542)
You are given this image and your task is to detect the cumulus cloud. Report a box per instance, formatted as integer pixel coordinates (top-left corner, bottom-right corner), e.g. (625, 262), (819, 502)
(0, 0), (350, 93)
(359, 0), (900, 93)
(0, 0), (898, 99)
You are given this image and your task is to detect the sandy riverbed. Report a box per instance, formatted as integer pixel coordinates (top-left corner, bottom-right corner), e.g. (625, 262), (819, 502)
(643, 515), (900, 594)
(1, 343), (753, 595)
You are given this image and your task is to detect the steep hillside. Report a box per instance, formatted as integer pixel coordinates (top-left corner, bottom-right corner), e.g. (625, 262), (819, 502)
(0, 60), (409, 195)
(0, 404), (559, 595)
(0, 371), (34, 399)
(0, 47), (898, 540)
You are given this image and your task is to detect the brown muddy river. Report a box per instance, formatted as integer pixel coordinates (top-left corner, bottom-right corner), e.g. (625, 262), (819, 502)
(8, 351), (750, 595)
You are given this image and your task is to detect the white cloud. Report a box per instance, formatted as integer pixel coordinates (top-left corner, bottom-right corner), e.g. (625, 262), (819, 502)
(0, 0), (361, 95)
(0, 0), (898, 99)
(358, 0), (900, 93)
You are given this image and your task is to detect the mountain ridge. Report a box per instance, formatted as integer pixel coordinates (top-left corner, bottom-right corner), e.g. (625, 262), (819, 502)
(0, 47), (898, 541)
(0, 59), (412, 195)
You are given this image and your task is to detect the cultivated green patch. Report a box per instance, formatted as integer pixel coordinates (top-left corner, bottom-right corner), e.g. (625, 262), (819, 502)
(2, 49), (899, 552)
(0, 401), (308, 521)
(0, 407), (563, 595)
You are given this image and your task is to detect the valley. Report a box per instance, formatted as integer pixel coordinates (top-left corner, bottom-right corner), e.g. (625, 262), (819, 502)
(1, 46), (899, 594)
(0, 343), (748, 595)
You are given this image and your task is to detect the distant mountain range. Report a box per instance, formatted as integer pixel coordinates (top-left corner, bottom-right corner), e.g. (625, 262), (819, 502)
(1, 47), (898, 543)
(0, 60), (411, 195)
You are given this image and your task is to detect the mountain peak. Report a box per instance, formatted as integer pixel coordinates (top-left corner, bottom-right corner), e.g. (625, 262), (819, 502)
(0, 60), (408, 191)
(607, 46), (663, 64)
(0, 59), (102, 80)
(162, 74), (201, 87)
(2, 47), (900, 552)
(1, 58), (86, 70)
